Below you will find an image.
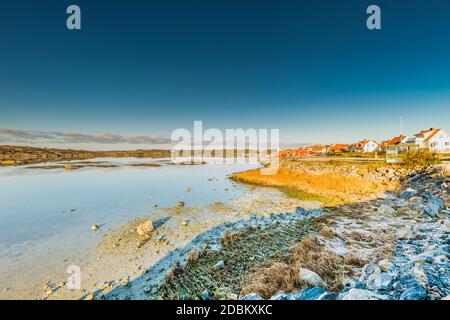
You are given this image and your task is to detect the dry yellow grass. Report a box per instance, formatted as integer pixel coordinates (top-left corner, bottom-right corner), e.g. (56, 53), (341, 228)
(240, 236), (368, 298)
(231, 167), (397, 206)
(239, 262), (300, 298)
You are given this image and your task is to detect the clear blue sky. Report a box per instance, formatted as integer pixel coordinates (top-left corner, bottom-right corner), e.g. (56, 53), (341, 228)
(1, 0), (449, 147)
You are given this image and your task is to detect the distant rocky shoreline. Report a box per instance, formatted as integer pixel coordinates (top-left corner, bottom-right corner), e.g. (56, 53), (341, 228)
(0, 145), (171, 166)
(0, 145), (270, 167)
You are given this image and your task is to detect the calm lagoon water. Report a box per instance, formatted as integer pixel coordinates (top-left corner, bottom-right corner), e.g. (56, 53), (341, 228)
(0, 158), (259, 293)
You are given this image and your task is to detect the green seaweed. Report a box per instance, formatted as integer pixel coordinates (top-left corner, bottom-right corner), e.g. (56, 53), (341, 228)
(158, 218), (319, 300)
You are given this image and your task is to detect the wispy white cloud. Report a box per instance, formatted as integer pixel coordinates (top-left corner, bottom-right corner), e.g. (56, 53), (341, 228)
(0, 128), (171, 145)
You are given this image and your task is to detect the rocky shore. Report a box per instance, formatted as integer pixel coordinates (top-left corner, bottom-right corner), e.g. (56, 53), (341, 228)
(99, 164), (449, 300)
(280, 158), (410, 182)
(243, 166), (450, 301)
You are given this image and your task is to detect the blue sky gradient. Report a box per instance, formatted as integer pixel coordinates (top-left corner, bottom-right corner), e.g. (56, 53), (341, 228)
(1, 0), (449, 147)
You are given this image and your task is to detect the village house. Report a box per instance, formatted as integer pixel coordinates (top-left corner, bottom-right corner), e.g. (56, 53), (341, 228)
(278, 148), (308, 158)
(350, 139), (379, 153)
(305, 144), (327, 155)
(380, 135), (409, 151)
(406, 128), (450, 154)
(328, 144), (350, 154)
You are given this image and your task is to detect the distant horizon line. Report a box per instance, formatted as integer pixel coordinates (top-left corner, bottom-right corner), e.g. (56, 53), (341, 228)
(0, 127), (447, 151)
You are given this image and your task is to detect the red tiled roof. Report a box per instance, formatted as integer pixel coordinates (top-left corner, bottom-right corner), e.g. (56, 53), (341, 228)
(388, 135), (407, 145)
(423, 128), (441, 142)
(329, 144), (350, 152)
(417, 129), (435, 136)
(278, 149), (308, 158)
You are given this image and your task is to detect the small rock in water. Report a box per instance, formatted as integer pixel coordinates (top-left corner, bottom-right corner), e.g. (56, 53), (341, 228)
(152, 204), (158, 208)
(185, 187), (191, 192)
(90, 224), (100, 231)
(136, 220), (154, 236)
(299, 268), (326, 288)
(213, 260), (225, 270)
(177, 201), (185, 208)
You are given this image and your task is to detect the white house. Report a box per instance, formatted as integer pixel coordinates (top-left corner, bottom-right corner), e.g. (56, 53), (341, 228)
(406, 128), (450, 154)
(350, 140), (379, 153)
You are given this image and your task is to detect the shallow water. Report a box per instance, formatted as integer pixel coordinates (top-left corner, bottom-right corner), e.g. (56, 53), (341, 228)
(0, 158), (259, 294)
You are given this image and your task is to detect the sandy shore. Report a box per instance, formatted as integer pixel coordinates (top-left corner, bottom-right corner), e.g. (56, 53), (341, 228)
(2, 184), (319, 300)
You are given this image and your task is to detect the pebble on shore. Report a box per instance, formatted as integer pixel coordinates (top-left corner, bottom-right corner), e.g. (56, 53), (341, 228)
(137, 220), (154, 236)
(180, 221), (189, 227)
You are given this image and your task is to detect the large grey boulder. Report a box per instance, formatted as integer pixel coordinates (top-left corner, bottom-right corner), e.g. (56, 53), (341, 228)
(359, 264), (381, 284)
(377, 205), (397, 215)
(422, 195), (445, 217)
(298, 268), (326, 288)
(396, 227), (413, 240)
(339, 288), (388, 300)
(360, 263), (393, 291)
(368, 272), (394, 291)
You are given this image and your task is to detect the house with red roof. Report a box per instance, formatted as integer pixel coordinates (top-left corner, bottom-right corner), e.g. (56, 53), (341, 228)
(380, 135), (409, 151)
(350, 140), (379, 153)
(406, 128), (450, 153)
(278, 148), (308, 158)
(328, 144), (350, 153)
(305, 144), (327, 155)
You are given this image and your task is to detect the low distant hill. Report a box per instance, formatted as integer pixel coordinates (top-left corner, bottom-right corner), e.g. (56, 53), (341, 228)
(0, 145), (171, 166)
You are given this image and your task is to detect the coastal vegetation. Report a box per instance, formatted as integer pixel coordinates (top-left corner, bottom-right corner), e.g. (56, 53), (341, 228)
(400, 149), (441, 169)
(159, 217), (320, 300)
(231, 159), (401, 206)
